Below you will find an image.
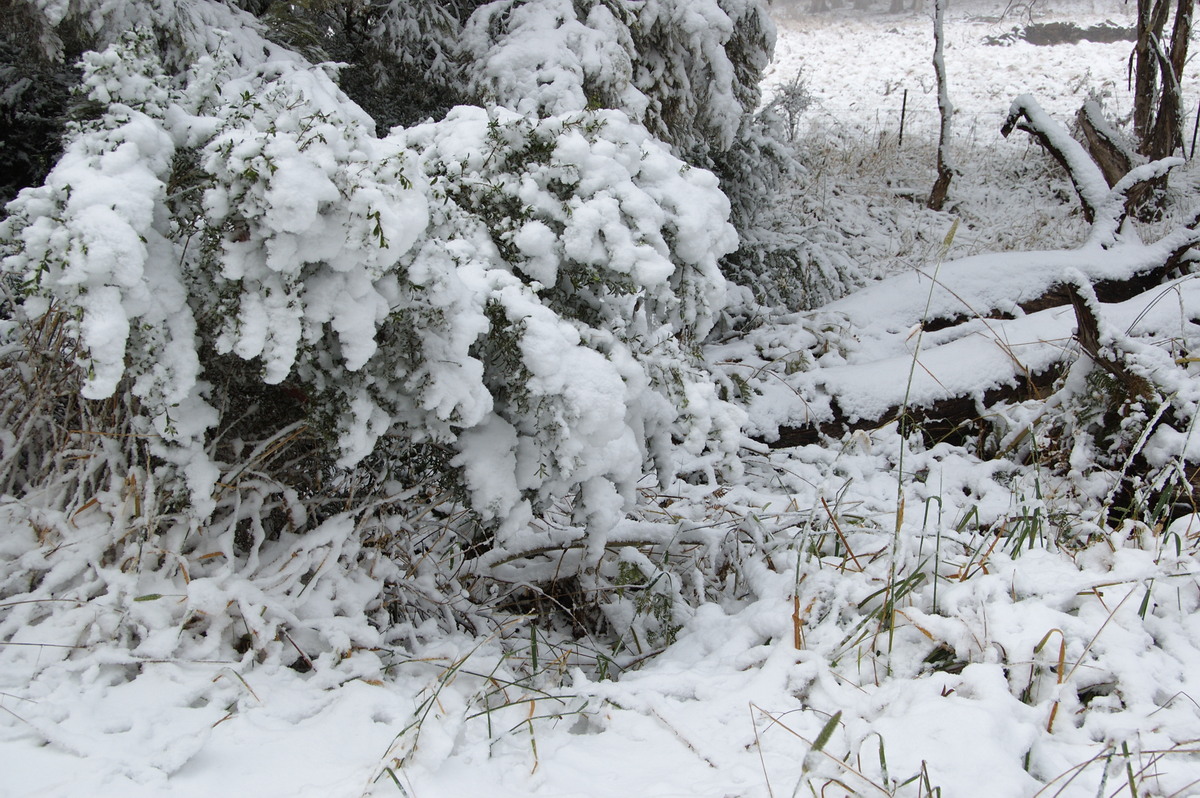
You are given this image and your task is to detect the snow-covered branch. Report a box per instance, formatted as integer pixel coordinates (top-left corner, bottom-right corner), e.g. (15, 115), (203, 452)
(1002, 94), (1110, 223)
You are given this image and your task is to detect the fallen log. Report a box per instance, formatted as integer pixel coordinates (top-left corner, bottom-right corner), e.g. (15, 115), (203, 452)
(735, 239), (1200, 450)
(769, 365), (1061, 448)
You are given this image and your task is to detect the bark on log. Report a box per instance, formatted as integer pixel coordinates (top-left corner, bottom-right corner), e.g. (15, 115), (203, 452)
(767, 366), (1062, 449)
(1076, 101), (1136, 188)
(1066, 283), (1155, 400)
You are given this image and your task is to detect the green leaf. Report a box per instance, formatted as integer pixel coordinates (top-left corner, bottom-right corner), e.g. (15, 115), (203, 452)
(811, 710), (841, 756)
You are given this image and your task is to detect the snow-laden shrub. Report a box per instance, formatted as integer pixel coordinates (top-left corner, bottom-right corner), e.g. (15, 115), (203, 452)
(396, 105), (742, 538)
(261, 0), (850, 315)
(464, 0), (644, 119)
(462, 0), (773, 164)
(628, 0), (775, 162)
(13, 0), (291, 67)
(0, 32), (219, 503)
(0, 0), (747, 670)
(3, 23), (744, 508)
(458, 0), (862, 311)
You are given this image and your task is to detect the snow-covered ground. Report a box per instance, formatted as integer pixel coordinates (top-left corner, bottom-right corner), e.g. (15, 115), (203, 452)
(765, 0), (1148, 133)
(6, 3), (1200, 796)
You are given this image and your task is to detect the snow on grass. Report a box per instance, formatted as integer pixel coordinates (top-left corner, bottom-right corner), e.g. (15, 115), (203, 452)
(766, 0), (1200, 278)
(6, 2), (1200, 797)
(764, 0), (1147, 134)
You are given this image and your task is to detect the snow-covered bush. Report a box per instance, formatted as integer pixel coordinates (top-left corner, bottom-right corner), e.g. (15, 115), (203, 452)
(395, 106), (741, 536)
(716, 108), (864, 311)
(0, 0), (760, 669)
(458, 0), (862, 311)
(461, 0), (773, 160)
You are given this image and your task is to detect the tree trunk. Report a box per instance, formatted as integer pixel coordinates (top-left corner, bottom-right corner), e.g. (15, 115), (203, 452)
(1132, 0), (1166, 143)
(928, 0), (954, 210)
(1133, 0), (1191, 160)
(1143, 0), (1192, 161)
(1125, 0), (1191, 217)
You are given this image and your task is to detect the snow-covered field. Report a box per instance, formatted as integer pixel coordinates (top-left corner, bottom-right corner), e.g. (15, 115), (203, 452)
(765, 0), (1148, 131)
(6, 3), (1200, 797)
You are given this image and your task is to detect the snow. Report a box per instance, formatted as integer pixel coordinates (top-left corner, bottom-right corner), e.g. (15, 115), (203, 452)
(6, 1), (1200, 797)
(762, 2), (1154, 136)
